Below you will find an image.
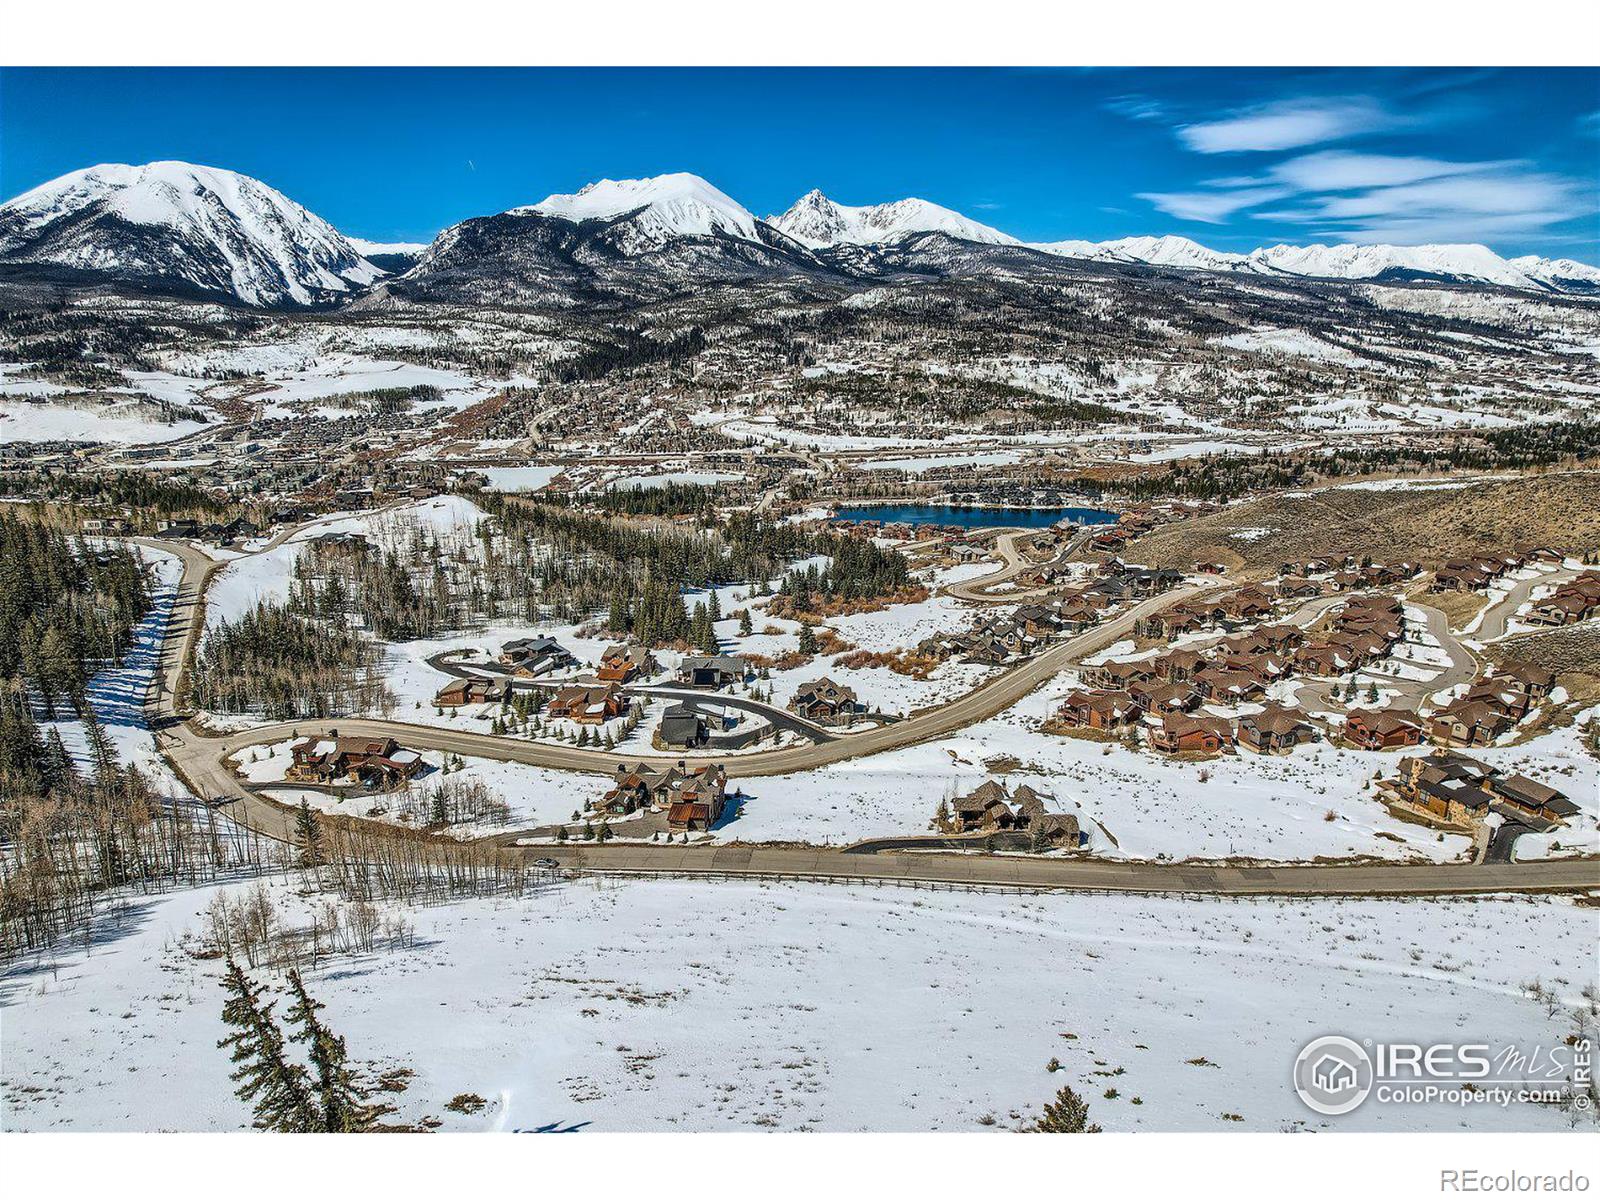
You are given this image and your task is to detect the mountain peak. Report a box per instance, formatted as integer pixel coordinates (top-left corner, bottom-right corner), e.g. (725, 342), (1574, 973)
(770, 191), (1017, 249)
(514, 173), (759, 251)
(0, 159), (381, 307)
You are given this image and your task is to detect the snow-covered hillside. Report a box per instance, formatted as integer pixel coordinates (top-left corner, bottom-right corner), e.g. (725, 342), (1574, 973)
(0, 161), (383, 307)
(771, 189), (1018, 249)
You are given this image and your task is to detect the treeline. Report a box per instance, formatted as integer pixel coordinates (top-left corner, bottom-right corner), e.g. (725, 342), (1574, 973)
(1082, 420), (1600, 503)
(0, 714), (277, 961)
(192, 601), (392, 720)
(0, 511), (150, 714)
(290, 539), (455, 642)
(586, 481), (718, 517)
(0, 468), (233, 522)
(553, 326), (707, 383)
(779, 537), (909, 605)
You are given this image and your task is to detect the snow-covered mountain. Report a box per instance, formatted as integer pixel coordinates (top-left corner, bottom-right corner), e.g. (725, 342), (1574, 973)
(0, 161), (383, 307)
(1511, 255), (1600, 293)
(1029, 235), (1598, 294)
(514, 174), (764, 256)
(769, 189), (1018, 249)
(4, 162), (1595, 305)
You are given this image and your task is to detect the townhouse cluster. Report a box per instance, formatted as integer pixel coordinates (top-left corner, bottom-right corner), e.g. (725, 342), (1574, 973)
(1049, 583), (1417, 757)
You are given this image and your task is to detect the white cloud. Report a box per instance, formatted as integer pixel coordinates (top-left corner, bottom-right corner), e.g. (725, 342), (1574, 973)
(1134, 186), (1290, 224)
(1267, 150), (1504, 193)
(1177, 97), (1396, 154)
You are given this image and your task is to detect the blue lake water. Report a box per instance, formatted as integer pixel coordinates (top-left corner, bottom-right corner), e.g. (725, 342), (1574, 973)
(832, 503), (1119, 530)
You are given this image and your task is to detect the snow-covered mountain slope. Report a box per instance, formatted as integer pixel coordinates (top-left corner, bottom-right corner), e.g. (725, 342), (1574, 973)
(0, 162), (383, 307)
(514, 173), (762, 255)
(770, 189), (1018, 249)
(348, 236), (430, 257)
(1242, 242), (1528, 288)
(347, 236), (430, 273)
(1511, 255), (1600, 293)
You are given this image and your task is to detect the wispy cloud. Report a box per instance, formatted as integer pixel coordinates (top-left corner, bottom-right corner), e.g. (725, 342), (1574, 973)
(1258, 164), (1589, 244)
(1135, 145), (1593, 246)
(1177, 96), (1399, 154)
(1135, 186), (1290, 224)
(1266, 150), (1504, 193)
(1104, 94), (1165, 122)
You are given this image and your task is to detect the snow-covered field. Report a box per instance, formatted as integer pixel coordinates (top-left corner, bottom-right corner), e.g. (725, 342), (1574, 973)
(0, 396), (213, 445)
(3, 876), (1592, 1132)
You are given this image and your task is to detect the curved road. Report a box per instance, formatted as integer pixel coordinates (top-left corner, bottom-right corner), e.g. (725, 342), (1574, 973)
(1472, 567), (1579, 643)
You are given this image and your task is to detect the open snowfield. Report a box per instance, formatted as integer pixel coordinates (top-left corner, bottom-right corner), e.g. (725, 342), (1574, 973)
(0, 397), (213, 445)
(3, 876), (1593, 1133)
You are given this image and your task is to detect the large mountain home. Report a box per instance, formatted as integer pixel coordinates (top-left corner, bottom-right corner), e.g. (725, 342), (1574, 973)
(600, 760), (729, 828)
(546, 683), (627, 725)
(498, 636), (578, 677)
(677, 655), (751, 689)
(288, 734), (424, 790)
(790, 677), (862, 726)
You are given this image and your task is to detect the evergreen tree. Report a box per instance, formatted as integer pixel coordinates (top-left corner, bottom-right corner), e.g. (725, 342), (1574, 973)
(294, 799), (324, 867)
(285, 968), (378, 1133)
(217, 958), (318, 1132)
(797, 624), (818, 655)
(738, 608), (753, 637)
(82, 706), (119, 789)
(1033, 1084), (1102, 1133)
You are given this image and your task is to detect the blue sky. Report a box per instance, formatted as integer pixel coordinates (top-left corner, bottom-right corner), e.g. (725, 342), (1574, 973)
(2, 67), (1596, 258)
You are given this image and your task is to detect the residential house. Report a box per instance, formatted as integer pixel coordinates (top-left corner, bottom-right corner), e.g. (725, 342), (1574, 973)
(790, 677), (863, 726)
(597, 643), (658, 684)
(433, 677), (507, 707)
(659, 704), (708, 749)
(1192, 667), (1263, 704)
(601, 760), (728, 828)
(952, 780), (1017, 832)
(499, 636), (577, 677)
(1238, 706), (1317, 755)
(1054, 690), (1143, 731)
(1489, 660), (1557, 704)
(1425, 699), (1514, 748)
(1150, 713), (1235, 756)
(1341, 708), (1424, 751)
(1082, 659), (1152, 691)
(546, 683), (627, 725)
(677, 654), (751, 689)
(287, 734), (424, 790)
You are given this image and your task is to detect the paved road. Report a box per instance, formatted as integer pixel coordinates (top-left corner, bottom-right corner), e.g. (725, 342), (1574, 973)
(943, 526), (1100, 605)
(1472, 567), (1579, 642)
(624, 684), (838, 743)
(509, 842), (1599, 896)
